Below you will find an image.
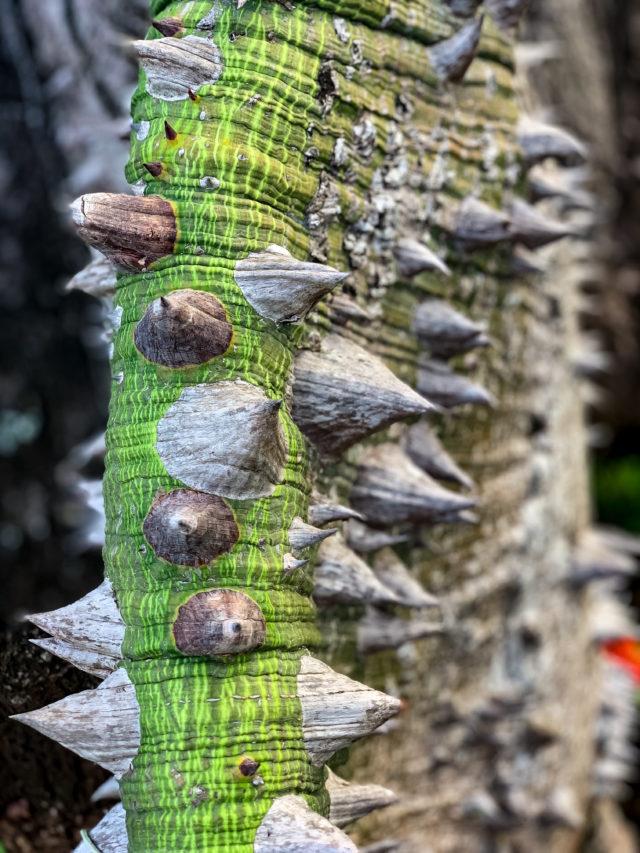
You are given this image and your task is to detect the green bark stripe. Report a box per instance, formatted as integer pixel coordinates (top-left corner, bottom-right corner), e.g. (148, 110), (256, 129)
(106, 1), (518, 850)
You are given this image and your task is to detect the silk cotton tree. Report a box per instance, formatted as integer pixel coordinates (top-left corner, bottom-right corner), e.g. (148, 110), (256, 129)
(14, 1), (629, 852)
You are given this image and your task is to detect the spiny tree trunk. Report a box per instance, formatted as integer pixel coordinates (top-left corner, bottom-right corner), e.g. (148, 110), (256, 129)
(12, 1), (634, 852)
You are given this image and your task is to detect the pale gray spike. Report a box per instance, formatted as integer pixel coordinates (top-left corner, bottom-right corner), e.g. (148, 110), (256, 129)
(313, 535), (401, 606)
(326, 768), (398, 828)
(572, 529), (636, 586)
(351, 444), (475, 526)
(156, 381), (287, 501)
(518, 116), (587, 167)
(448, 197), (512, 250)
(404, 421), (474, 489)
(514, 41), (560, 70)
(412, 298), (488, 359)
(74, 804), (127, 853)
(372, 548), (440, 608)
(444, 0), (482, 17)
(298, 655), (402, 765)
(291, 333), (435, 456)
(284, 553), (309, 574)
(66, 255), (116, 302)
(527, 164), (593, 209)
(91, 776), (121, 803)
(289, 517), (337, 552)
(133, 36), (223, 101)
(509, 199), (573, 249)
(509, 246), (546, 275)
(358, 608), (444, 655)
(234, 244), (348, 324)
(484, 0), (529, 31)
(309, 500), (364, 527)
(18, 659), (402, 780)
(596, 525), (640, 558)
(328, 293), (372, 325)
(29, 637), (119, 679)
(428, 16), (484, 83)
(28, 579), (125, 661)
(393, 238), (450, 277)
(361, 843), (402, 853)
(255, 794), (358, 852)
(11, 668), (140, 777)
(417, 358), (494, 409)
(346, 519), (409, 553)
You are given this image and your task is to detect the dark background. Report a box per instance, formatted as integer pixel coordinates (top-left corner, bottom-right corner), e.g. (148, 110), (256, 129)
(0, 1), (639, 850)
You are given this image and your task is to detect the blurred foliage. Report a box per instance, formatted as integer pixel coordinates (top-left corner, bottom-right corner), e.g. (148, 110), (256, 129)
(593, 455), (640, 533)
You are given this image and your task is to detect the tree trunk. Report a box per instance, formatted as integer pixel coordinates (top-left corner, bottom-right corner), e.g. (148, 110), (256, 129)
(12, 2), (635, 852)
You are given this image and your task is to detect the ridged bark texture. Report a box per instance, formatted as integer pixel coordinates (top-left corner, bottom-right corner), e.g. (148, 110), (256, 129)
(16, 0), (609, 851)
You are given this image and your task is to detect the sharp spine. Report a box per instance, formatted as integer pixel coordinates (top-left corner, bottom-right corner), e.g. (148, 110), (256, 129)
(70, 193), (177, 272)
(308, 500), (364, 527)
(509, 246), (546, 275)
(29, 637), (118, 680)
(372, 548), (440, 608)
(448, 197), (511, 249)
(11, 669), (140, 777)
(359, 609), (444, 655)
(484, 0), (530, 31)
(234, 244), (348, 323)
(143, 161), (163, 178)
(428, 16), (484, 83)
(298, 654), (402, 765)
(351, 444), (475, 526)
(289, 517), (337, 552)
(509, 199), (573, 249)
(27, 579), (125, 664)
(73, 804), (126, 853)
(393, 237), (450, 277)
(346, 520), (409, 553)
(443, 0), (483, 18)
(66, 256), (116, 302)
(151, 18), (184, 38)
(404, 421), (474, 489)
(328, 293), (372, 325)
(313, 535), (401, 605)
(326, 768), (398, 828)
(164, 119), (178, 140)
(292, 333), (434, 455)
(91, 777), (121, 803)
(133, 36), (224, 102)
(255, 795), (357, 852)
(417, 358), (494, 409)
(412, 298), (488, 359)
(284, 553), (309, 574)
(155, 381), (288, 501)
(518, 116), (587, 166)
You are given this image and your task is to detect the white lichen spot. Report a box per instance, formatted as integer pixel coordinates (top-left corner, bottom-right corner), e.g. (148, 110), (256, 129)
(135, 121), (150, 141)
(199, 176), (221, 189)
(485, 67), (498, 99)
(333, 17), (351, 43)
(331, 137), (350, 168)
